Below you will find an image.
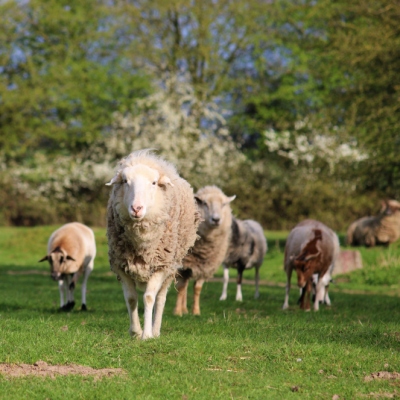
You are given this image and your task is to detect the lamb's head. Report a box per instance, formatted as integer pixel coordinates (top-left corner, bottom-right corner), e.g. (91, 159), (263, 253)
(106, 164), (174, 221)
(195, 186), (235, 234)
(38, 247), (76, 281)
(293, 229), (322, 288)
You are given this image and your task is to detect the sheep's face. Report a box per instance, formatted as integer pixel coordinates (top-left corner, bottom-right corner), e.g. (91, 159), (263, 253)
(195, 190), (235, 233)
(294, 253), (320, 288)
(39, 247), (76, 281)
(107, 164), (174, 221)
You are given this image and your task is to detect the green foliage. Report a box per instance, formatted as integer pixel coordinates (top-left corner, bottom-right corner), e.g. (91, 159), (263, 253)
(1, 227), (400, 398)
(0, 0), (150, 159)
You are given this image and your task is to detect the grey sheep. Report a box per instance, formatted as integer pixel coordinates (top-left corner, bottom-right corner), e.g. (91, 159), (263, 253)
(219, 218), (267, 302)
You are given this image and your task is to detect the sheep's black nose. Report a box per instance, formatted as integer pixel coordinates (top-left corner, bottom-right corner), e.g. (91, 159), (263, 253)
(212, 217), (220, 223)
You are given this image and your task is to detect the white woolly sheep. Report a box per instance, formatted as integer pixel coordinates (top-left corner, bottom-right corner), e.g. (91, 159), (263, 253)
(106, 149), (200, 340)
(174, 185), (235, 316)
(39, 222), (96, 311)
(282, 219), (340, 311)
(219, 218), (267, 302)
(347, 200), (400, 247)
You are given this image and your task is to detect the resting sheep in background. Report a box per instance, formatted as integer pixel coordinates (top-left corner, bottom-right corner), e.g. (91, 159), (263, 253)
(347, 199), (400, 247)
(39, 222), (96, 312)
(106, 150), (200, 340)
(219, 218), (267, 302)
(174, 186), (234, 316)
(282, 219), (340, 311)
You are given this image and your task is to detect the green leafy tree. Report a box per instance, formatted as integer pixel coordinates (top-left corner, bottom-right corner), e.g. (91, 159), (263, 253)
(0, 0), (150, 159)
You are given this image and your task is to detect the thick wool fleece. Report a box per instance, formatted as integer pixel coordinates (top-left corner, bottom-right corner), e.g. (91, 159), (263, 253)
(106, 150), (201, 283)
(179, 186), (233, 281)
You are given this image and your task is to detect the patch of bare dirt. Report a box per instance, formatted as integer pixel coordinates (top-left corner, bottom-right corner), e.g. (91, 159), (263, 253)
(0, 360), (125, 380)
(365, 372), (400, 382)
(359, 391), (398, 398)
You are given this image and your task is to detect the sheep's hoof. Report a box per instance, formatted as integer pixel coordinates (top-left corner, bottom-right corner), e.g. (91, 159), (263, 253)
(60, 301), (75, 312)
(173, 309), (183, 317)
(192, 309), (201, 316)
(80, 304), (87, 311)
(182, 308), (188, 314)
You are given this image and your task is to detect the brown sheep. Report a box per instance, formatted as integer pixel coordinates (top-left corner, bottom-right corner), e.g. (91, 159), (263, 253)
(282, 219), (340, 311)
(174, 186), (235, 316)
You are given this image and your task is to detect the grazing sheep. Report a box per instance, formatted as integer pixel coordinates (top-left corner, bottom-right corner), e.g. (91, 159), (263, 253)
(347, 200), (400, 247)
(39, 222), (96, 312)
(174, 186), (235, 316)
(219, 218), (267, 302)
(106, 149), (200, 340)
(282, 219), (340, 311)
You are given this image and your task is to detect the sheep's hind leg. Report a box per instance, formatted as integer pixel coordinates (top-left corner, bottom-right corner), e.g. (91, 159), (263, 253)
(153, 275), (173, 337)
(192, 279), (204, 315)
(282, 269), (292, 310)
(219, 265), (229, 301)
(142, 271), (167, 340)
(173, 275), (189, 316)
(120, 274), (142, 338)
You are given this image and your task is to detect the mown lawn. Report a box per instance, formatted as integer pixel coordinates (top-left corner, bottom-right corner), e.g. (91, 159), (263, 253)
(0, 226), (400, 399)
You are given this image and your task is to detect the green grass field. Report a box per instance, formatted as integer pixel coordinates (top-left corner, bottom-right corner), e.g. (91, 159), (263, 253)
(1, 226), (400, 399)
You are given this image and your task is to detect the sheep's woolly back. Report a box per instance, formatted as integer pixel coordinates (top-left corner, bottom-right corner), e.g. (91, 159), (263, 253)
(224, 218), (267, 270)
(180, 185), (233, 281)
(106, 150), (201, 282)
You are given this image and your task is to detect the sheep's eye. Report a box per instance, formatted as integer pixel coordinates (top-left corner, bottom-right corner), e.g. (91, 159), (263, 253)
(122, 179), (127, 184)
(60, 256), (64, 264)
(152, 181), (157, 186)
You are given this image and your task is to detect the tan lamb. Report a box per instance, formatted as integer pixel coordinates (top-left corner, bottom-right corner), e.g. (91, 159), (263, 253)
(347, 200), (400, 247)
(174, 185), (235, 316)
(106, 149), (200, 340)
(39, 222), (96, 312)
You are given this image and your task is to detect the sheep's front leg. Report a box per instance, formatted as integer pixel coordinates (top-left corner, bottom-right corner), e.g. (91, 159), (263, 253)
(173, 275), (189, 316)
(314, 277), (326, 311)
(254, 265), (260, 299)
(80, 261), (94, 311)
(58, 279), (66, 308)
(282, 268), (292, 310)
(192, 279), (204, 315)
(120, 274), (142, 338)
(219, 265), (229, 301)
(142, 271), (166, 340)
(236, 265), (245, 301)
(301, 279), (312, 311)
(153, 275), (173, 337)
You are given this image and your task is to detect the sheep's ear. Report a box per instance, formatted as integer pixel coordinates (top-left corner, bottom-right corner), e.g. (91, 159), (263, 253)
(304, 251), (320, 261)
(105, 173), (121, 186)
(158, 175), (174, 187)
(66, 255), (76, 262)
(194, 196), (203, 206)
(227, 195), (236, 203)
(38, 255), (48, 262)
